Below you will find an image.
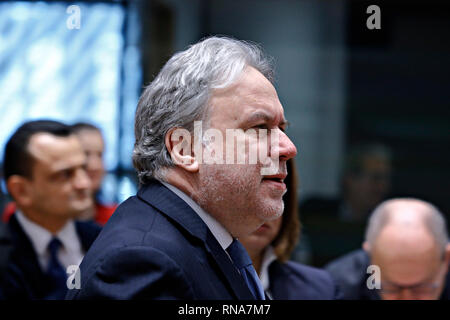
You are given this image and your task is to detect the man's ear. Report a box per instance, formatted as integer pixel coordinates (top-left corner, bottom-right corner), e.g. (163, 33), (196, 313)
(6, 175), (33, 207)
(165, 127), (199, 173)
(362, 241), (371, 253)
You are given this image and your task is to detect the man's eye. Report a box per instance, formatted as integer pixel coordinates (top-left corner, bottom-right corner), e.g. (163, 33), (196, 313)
(60, 170), (72, 179)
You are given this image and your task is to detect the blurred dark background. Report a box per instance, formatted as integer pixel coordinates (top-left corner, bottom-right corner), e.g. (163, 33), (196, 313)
(1, 0), (449, 266)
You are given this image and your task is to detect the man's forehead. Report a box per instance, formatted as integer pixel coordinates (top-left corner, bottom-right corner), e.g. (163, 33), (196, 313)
(212, 67), (277, 100)
(373, 241), (441, 282)
(209, 68), (285, 124)
(372, 226), (441, 272)
(234, 67), (277, 98)
(28, 133), (84, 164)
(380, 264), (437, 286)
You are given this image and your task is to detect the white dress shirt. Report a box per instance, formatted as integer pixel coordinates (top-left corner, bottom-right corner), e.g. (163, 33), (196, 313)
(258, 245), (277, 292)
(15, 211), (84, 272)
(160, 181), (233, 251)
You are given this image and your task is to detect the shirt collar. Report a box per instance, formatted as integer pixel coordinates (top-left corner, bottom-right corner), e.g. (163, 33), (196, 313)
(259, 245), (277, 291)
(15, 210), (80, 255)
(160, 181), (233, 250)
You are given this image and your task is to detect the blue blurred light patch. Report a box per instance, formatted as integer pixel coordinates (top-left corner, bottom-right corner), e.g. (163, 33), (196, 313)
(0, 1), (139, 173)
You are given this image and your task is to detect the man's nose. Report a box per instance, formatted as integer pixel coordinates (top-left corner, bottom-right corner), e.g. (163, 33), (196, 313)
(74, 168), (92, 190)
(277, 131), (297, 161)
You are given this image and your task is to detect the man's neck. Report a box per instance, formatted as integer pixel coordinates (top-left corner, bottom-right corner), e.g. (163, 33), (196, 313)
(164, 168), (262, 239)
(18, 208), (70, 234)
(164, 169), (197, 199)
(161, 174), (234, 250)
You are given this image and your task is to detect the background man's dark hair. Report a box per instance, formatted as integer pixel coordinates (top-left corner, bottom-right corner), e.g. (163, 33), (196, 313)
(2, 120), (73, 182)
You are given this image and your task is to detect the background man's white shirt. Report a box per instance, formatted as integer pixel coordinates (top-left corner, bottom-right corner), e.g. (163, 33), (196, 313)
(15, 210), (84, 271)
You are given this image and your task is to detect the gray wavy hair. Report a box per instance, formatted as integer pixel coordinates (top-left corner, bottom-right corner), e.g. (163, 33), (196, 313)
(133, 36), (275, 184)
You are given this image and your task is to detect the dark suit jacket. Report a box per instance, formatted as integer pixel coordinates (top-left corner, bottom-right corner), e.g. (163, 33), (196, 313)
(0, 222), (12, 299)
(0, 214), (101, 300)
(325, 249), (378, 300)
(66, 180), (257, 300)
(325, 249), (450, 300)
(268, 260), (339, 300)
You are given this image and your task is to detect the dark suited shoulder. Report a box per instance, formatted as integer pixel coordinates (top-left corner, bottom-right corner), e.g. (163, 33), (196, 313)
(66, 196), (196, 299)
(67, 244), (195, 299)
(66, 182), (248, 300)
(325, 249), (378, 300)
(269, 260), (338, 300)
(1, 214), (101, 300)
(74, 220), (101, 251)
(0, 222), (12, 299)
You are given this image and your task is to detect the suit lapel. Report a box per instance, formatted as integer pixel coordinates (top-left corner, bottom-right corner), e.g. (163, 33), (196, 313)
(8, 214), (49, 298)
(137, 180), (208, 241)
(138, 180), (255, 300)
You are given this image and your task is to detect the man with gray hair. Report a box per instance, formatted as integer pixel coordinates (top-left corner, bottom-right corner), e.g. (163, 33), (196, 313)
(325, 198), (450, 300)
(66, 36), (297, 299)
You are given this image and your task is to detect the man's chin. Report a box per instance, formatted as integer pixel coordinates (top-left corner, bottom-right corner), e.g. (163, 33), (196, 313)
(257, 201), (284, 222)
(71, 203), (93, 216)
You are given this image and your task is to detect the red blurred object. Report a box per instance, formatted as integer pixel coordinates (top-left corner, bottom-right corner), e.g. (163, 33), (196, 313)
(94, 203), (117, 225)
(2, 202), (15, 223)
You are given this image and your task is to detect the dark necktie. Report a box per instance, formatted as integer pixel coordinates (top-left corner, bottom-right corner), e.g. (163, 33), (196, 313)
(46, 237), (67, 299)
(226, 239), (265, 300)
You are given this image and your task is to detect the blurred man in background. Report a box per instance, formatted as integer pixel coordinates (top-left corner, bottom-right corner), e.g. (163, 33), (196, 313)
(72, 123), (116, 225)
(326, 198), (450, 300)
(299, 143), (392, 266)
(339, 144), (392, 222)
(0, 120), (100, 299)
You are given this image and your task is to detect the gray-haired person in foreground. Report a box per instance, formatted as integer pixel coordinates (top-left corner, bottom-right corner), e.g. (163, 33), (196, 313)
(67, 36), (298, 299)
(326, 198), (450, 300)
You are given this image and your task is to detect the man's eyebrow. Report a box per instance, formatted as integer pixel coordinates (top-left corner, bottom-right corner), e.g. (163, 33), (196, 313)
(246, 112), (272, 123)
(246, 112), (289, 127)
(52, 162), (86, 174)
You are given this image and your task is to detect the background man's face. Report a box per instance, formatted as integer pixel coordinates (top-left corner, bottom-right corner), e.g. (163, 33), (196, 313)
(196, 67), (297, 236)
(26, 133), (92, 219)
(75, 129), (105, 193)
(347, 155), (391, 212)
(371, 226), (447, 300)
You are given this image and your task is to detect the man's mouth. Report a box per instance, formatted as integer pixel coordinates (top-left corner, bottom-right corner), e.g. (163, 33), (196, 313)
(261, 174), (287, 189)
(255, 223), (270, 233)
